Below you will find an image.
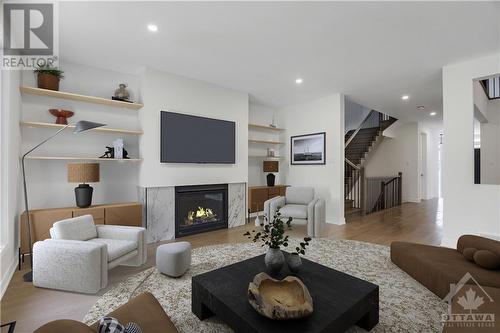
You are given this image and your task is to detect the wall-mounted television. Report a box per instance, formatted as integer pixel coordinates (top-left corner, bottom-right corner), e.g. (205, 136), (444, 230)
(160, 111), (235, 164)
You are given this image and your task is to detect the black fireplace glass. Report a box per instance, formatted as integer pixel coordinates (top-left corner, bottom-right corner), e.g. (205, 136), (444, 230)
(175, 184), (228, 237)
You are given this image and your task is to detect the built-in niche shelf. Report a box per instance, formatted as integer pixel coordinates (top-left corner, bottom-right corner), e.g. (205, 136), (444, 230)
(20, 86), (144, 110)
(25, 156), (142, 162)
(248, 124), (284, 131)
(248, 139), (284, 145)
(21, 121), (143, 135)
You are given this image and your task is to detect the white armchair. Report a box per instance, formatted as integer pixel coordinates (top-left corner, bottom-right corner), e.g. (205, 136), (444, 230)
(263, 187), (325, 238)
(33, 214), (146, 294)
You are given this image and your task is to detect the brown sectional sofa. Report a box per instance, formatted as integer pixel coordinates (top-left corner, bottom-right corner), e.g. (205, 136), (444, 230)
(391, 235), (500, 333)
(34, 292), (178, 333)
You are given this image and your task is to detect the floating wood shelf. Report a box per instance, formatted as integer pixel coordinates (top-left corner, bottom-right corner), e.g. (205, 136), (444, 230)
(21, 121), (143, 135)
(249, 139), (284, 145)
(20, 86), (144, 110)
(248, 155), (284, 159)
(248, 124), (284, 131)
(25, 156), (142, 162)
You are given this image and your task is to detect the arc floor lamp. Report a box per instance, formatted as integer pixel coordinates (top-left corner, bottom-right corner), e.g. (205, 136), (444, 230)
(22, 120), (105, 282)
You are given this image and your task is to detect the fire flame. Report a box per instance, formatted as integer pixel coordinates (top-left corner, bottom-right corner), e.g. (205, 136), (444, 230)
(187, 206), (216, 222)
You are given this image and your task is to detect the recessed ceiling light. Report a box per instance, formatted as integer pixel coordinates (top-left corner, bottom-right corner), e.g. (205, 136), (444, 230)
(147, 24), (158, 32)
(430, 112), (437, 116)
(402, 95), (409, 101)
(295, 78), (303, 85)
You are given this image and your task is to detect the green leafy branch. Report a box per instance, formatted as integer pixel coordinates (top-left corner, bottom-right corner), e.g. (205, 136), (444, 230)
(244, 210), (292, 249)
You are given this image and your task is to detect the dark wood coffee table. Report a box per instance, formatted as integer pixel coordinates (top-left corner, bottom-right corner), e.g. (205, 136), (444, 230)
(192, 253), (379, 332)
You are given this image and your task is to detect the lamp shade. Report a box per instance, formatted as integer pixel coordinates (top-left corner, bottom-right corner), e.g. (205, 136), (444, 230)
(73, 120), (105, 133)
(263, 160), (279, 173)
(67, 163), (100, 183)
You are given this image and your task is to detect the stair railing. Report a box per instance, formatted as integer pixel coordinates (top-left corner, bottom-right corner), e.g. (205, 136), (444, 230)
(344, 162), (365, 213)
(370, 172), (402, 213)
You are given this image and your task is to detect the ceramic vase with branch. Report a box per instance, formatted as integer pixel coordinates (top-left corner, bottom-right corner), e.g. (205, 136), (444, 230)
(244, 210), (292, 274)
(287, 237), (312, 272)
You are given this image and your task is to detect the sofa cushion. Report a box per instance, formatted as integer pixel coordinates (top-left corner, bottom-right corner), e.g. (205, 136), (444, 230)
(51, 215), (97, 241)
(462, 247), (477, 261)
(90, 292), (179, 333)
(88, 238), (137, 262)
(391, 241), (500, 299)
(457, 235), (500, 257)
(474, 250), (500, 270)
(279, 204), (308, 219)
(285, 187), (314, 205)
(34, 319), (96, 333)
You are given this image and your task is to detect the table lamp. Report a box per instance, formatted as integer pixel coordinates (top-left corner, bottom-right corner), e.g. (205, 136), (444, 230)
(68, 163), (100, 208)
(263, 160), (279, 187)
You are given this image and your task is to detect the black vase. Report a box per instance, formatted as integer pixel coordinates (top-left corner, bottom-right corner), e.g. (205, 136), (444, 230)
(266, 173), (276, 187)
(74, 184), (93, 208)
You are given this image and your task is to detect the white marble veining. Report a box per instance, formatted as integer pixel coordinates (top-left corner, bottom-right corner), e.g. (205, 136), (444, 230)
(137, 187), (147, 228)
(228, 183), (246, 228)
(141, 183), (246, 244)
(145, 187), (175, 243)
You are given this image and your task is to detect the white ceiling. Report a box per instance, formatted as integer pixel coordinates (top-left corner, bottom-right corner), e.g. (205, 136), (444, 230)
(59, 1), (500, 122)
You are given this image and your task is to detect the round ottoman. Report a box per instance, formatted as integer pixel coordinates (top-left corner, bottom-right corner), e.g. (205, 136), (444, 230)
(156, 242), (192, 277)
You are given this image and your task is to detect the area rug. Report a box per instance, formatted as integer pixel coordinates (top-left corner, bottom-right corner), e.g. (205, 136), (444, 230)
(84, 239), (446, 332)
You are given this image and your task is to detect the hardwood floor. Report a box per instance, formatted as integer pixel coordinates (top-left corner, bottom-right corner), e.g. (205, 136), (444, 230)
(0, 198), (442, 333)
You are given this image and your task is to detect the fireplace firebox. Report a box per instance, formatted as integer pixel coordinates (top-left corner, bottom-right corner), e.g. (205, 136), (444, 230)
(175, 184), (228, 237)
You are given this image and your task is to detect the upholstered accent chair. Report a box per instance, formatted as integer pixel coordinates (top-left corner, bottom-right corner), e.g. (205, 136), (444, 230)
(33, 215), (146, 294)
(264, 187), (325, 238)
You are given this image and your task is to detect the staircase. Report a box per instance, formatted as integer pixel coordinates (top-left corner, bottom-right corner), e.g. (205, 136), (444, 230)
(344, 111), (397, 219)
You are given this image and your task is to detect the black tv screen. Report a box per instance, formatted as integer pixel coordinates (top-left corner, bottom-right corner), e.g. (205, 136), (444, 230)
(160, 111), (235, 164)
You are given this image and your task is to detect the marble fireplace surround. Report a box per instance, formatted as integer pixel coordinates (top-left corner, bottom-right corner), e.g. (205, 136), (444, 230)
(138, 183), (246, 243)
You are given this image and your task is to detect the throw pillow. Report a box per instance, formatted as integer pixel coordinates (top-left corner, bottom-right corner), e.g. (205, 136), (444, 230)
(125, 322), (143, 333)
(473, 250), (500, 270)
(462, 247), (477, 261)
(98, 317), (125, 333)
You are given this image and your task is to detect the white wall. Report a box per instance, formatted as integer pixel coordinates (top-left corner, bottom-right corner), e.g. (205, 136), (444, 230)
(1, 69), (22, 299)
(480, 99), (500, 184)
(420, 124), (442, 200)
(364, 122), (421, 202)
(20, 61), (141, 209)
(474, 80), (489, 119)
(277, 94), (345, 224)
(248, 103), (283, 187)
(139, 68), (248, 187)
(442, 54), (500, 247)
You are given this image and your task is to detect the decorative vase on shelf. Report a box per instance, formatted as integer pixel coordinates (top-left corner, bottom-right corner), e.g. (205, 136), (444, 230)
(49, 109), (74, 125)
(287, 253), (302, 273)
(37, 73), (60, 91)
(265, 248), (285, 274)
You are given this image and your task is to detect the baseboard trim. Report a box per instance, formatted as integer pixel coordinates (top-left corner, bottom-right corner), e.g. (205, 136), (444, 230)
(440, 237), (456, 249)
(327, 217), (346, 226)
(0, 256), (18, 300)
(441, 233), (500, 249)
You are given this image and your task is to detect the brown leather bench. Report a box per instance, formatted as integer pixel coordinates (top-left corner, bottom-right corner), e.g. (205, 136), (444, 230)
(34, 292), (178, 333)
(391, 235), (500, 333)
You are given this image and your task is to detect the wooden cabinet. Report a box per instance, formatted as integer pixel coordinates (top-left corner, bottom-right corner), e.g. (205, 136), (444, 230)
(20, 202), (142, 255)
(248, 185), (288, 213)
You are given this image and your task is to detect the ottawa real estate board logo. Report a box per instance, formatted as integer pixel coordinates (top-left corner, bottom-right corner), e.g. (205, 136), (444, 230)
(2, 1), (58, 69)
(442, 272), (496, 330)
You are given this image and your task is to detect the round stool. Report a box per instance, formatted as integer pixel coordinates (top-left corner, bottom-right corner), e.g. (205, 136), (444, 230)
(156, 242), (192, 277)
